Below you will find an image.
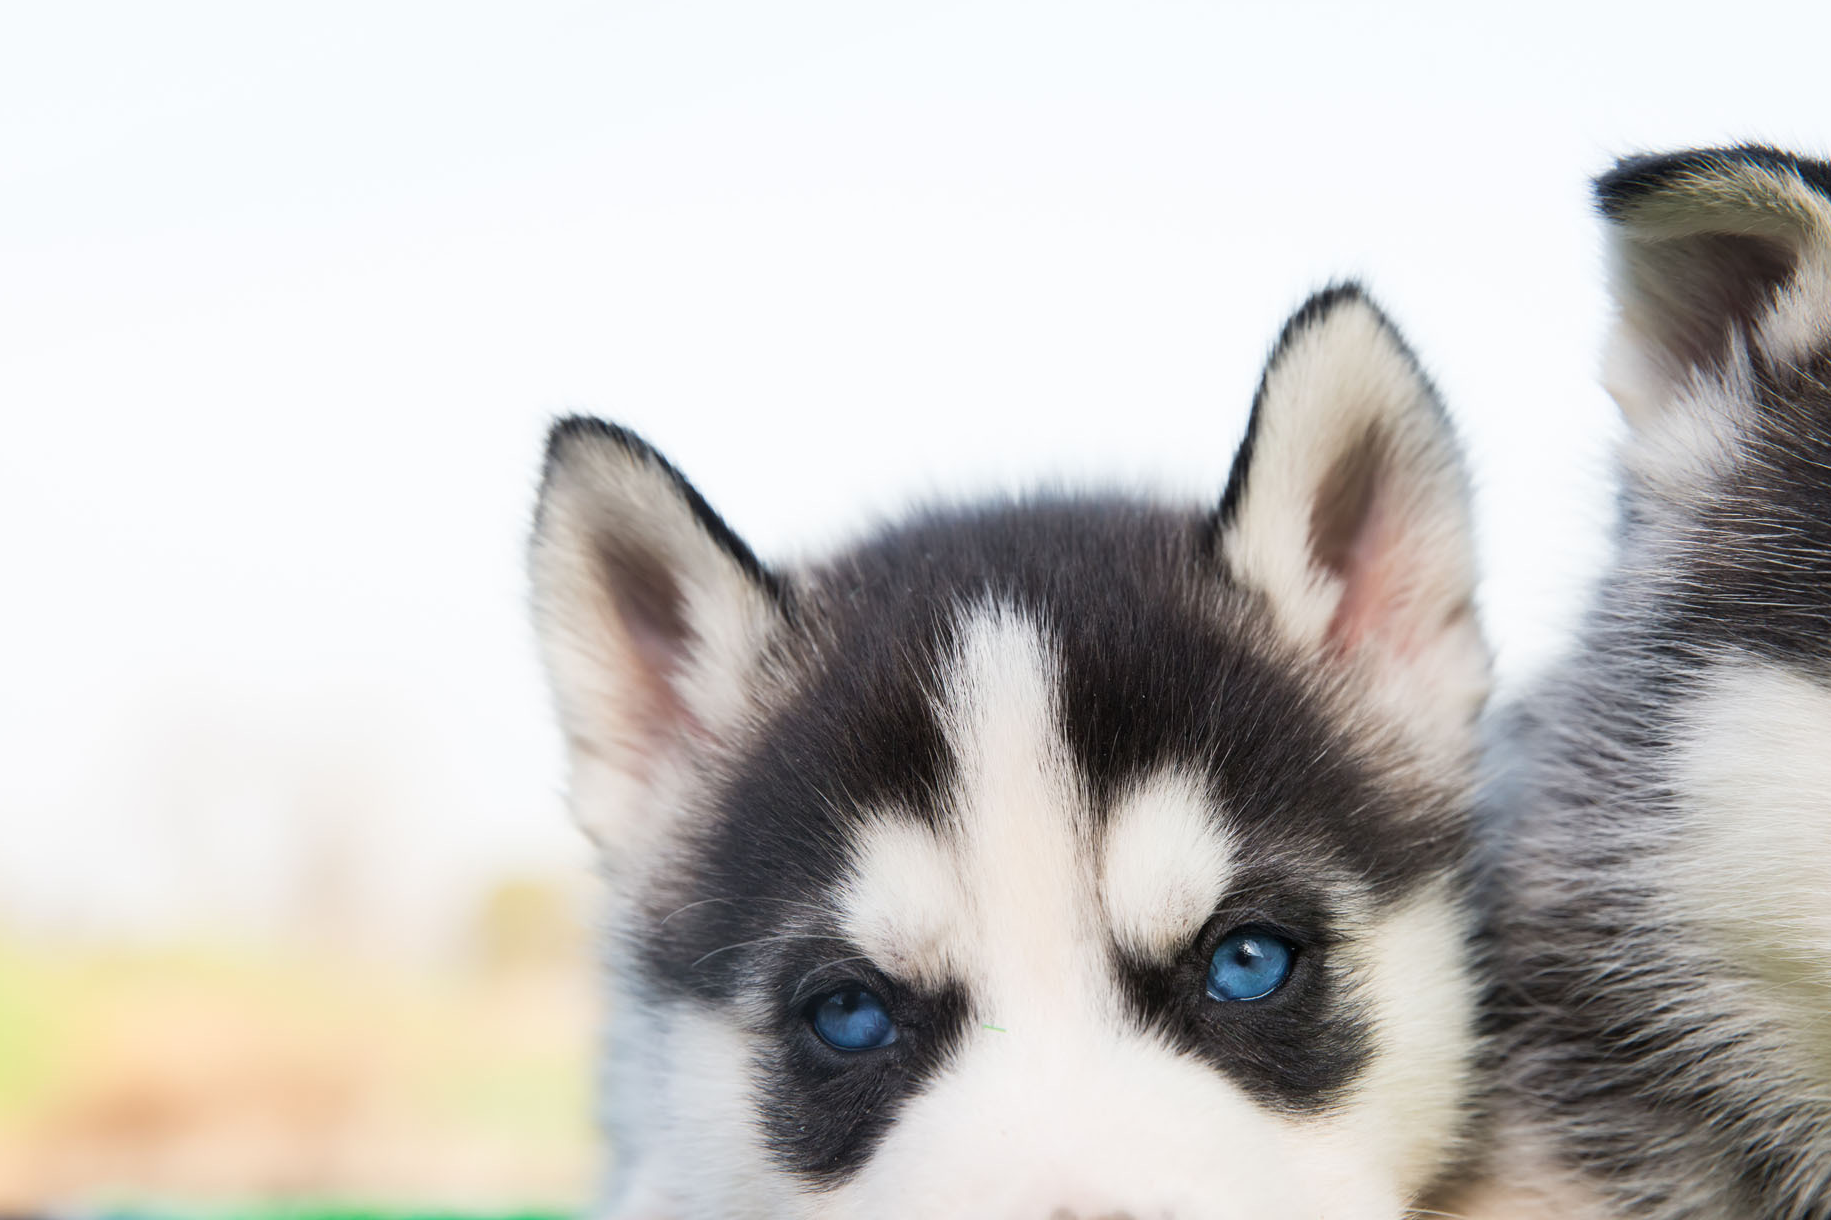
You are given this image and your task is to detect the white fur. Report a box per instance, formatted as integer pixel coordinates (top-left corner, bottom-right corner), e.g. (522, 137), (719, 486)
(1760, 245), (1831, 367)
(1336, 886), (1478, 1191)
(839, 817), (971, 989)
(931, 607), (1100, 1019)
(1671, 658), (1831, 1077)
(648, 1008), (795, 1220)
(825, 1016), (1405, 1220)
(1606, 356), (1752, 497)
(1438, 1144), (1618, 1220)
(1101, 771), (1233, 960)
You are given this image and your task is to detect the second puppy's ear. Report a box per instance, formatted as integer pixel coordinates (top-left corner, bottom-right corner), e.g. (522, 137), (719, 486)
(1598, 145), (1831, 423)
(1219, 286), (1487, 748)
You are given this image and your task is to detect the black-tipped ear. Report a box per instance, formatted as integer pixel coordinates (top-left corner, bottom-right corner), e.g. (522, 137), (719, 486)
(1220, 286), (1487, 749)
(530, 418), (792, 856)
(1597, 145), (1831, 424)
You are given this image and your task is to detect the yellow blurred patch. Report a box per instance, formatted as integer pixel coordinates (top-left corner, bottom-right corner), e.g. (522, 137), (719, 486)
(0, 878), (597, 1213)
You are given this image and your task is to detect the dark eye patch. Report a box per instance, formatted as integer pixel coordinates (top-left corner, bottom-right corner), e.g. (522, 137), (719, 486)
(1112, 872), (1372, 1111)
(753, 937), (972, 1186)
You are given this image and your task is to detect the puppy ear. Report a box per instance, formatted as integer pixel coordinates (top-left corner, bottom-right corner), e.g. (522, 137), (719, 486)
(1598, 145), (1831, 426)
(529, 418), (793, 860)
(1219, 285), (1487, 749)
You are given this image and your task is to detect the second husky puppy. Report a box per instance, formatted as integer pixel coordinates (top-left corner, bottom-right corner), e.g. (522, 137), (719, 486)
(1469, 146), (1831, 1219)
(529, 286), (1492, 1218)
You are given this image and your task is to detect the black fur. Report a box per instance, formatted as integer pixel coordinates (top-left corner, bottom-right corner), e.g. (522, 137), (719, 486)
(1596, 143), (1831, 220)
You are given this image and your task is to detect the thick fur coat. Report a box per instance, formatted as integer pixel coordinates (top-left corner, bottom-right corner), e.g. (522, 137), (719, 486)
(1464, 146), (1831, 1220)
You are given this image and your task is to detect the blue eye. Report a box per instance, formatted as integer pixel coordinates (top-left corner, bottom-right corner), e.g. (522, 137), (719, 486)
(810, 987), (898, 1051)
(1206, 929), (1296, 1002)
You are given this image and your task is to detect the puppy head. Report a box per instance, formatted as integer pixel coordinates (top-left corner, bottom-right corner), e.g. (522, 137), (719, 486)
(529, 287), (1488, 1219)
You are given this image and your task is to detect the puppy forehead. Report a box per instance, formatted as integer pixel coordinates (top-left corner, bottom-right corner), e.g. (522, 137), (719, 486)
(840, 609), (1239, 988)
(793, 499), (1446, 888)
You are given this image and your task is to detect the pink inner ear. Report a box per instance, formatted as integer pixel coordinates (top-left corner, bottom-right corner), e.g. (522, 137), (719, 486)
(621, 611), (700, 747)
(597, 541), (709, 758)
(1321, 474), (1426, 664)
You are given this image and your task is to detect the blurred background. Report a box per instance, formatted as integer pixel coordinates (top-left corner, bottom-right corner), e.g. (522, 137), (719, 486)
(2, 0), (1826, 1213)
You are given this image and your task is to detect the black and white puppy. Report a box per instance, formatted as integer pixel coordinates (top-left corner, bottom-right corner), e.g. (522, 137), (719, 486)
(528, 287), (1490, 1218)
(1466, 146), (1831, 1219)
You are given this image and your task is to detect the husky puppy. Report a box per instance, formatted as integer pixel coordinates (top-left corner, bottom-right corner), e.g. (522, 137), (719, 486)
(1467, 146), (1831, 1219)
(528, 286), (1491, 1218)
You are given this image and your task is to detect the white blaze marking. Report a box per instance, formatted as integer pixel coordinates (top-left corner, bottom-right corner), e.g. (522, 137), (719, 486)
(835, 605), (1092, 1007)
(938, 606), (1095, 1013)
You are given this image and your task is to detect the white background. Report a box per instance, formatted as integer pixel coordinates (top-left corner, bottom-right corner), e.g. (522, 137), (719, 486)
(4, 0), (1826, 947)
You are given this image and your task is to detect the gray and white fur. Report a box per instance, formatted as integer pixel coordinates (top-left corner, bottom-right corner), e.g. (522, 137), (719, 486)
(528, 286), (1494, 1219)
(1457, 145), (1831, 1220)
